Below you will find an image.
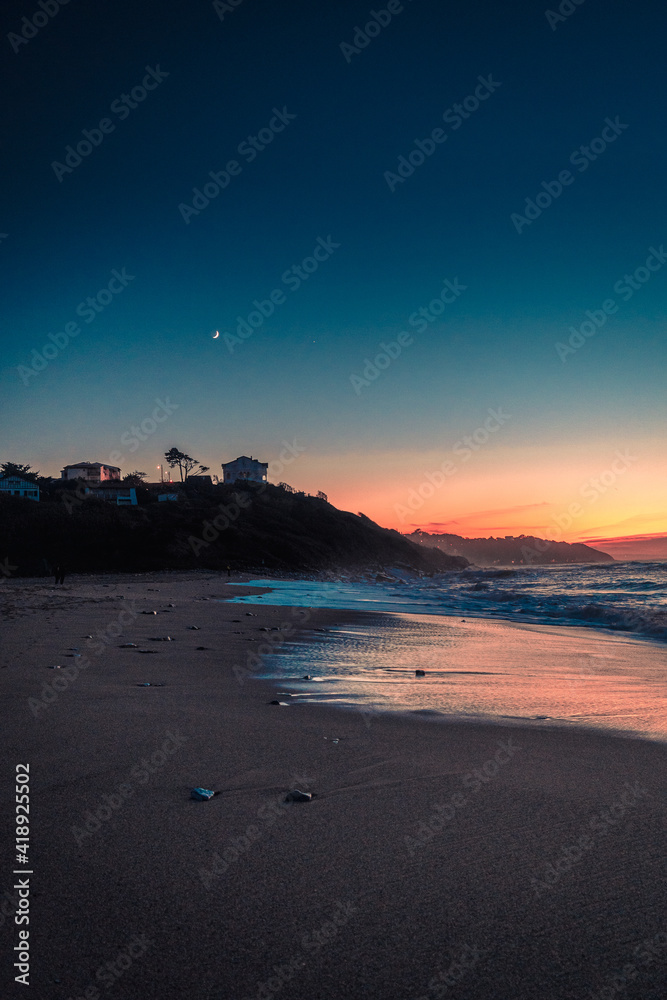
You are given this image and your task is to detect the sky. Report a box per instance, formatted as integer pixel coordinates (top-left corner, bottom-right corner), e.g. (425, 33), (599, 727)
(1, 0), (666, 557)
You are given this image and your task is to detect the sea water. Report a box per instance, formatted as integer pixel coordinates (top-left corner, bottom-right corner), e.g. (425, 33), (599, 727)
(225, 563), (667, 740)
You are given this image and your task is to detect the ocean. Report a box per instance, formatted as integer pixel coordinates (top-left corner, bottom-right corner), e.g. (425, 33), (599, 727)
(226, 563), (667, 740)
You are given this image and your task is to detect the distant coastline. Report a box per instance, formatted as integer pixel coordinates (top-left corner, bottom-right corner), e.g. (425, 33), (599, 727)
(408, 529), (613, 566)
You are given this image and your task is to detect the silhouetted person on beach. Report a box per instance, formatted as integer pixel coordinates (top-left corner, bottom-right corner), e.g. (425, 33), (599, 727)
(227, 565), (231, 577)
(54, 564), (66, 585)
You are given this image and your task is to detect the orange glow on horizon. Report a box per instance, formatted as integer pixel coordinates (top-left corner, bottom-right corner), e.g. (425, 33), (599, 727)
(283, 443), (667, 558)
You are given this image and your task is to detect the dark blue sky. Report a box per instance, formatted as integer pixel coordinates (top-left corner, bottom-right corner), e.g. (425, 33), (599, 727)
(2, 0), (666, 545)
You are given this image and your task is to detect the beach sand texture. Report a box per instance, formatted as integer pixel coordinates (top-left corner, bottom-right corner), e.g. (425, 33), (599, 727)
(1, 573), (665, 1000)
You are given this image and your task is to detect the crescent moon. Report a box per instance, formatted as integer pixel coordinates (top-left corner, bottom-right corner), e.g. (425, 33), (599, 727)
(212, 330), (220, 339)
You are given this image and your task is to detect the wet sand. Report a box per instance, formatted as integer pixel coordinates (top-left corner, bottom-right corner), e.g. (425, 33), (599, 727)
(0, 572), (665, 1000)
(256, 609), (667, 742)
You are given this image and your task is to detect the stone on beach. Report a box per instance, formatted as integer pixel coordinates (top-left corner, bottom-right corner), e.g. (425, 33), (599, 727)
(190, 787), (219, 801)
(284, 789), (314, 803)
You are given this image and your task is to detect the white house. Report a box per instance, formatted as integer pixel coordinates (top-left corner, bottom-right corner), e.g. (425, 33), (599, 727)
(221, 456), (268, 484)
(0, 476), (39, 500)
(61, 462), (121, 483)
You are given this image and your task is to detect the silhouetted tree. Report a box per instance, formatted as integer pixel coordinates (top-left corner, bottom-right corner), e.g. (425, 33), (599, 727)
(123, 471), (148, 486)
(164, 448), (210, 481)
(1, 462), (40, 482)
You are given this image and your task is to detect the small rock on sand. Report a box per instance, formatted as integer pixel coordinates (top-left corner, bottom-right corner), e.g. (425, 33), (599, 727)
(284, 790), (314, 803)
(190, 787), (219, 801)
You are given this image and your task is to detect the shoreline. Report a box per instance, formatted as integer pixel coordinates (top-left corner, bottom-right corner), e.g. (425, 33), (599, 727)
(227, 584), (667, 746)
(4, 570), (665, 744)
(1, 571), (666, 998)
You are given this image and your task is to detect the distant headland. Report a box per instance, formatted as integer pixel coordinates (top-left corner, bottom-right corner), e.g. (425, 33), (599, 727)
(407, 530), (614, 566)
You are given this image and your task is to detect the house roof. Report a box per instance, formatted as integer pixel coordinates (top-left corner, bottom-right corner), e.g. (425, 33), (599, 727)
(63, 462), (121, 471)
(0, 477), (38, 488)
(221, 456), (268, 468)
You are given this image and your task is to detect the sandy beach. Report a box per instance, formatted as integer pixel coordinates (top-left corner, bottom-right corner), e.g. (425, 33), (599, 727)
(1, 572), (665, 1000)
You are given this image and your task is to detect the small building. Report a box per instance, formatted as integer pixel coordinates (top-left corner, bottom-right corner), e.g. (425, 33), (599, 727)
(221, 456), (268, 484)
(186, 474), (213, 489)
(61, 462), (121, 483)
(0, 476), (40, 500)
(85, 483), (137, 506)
